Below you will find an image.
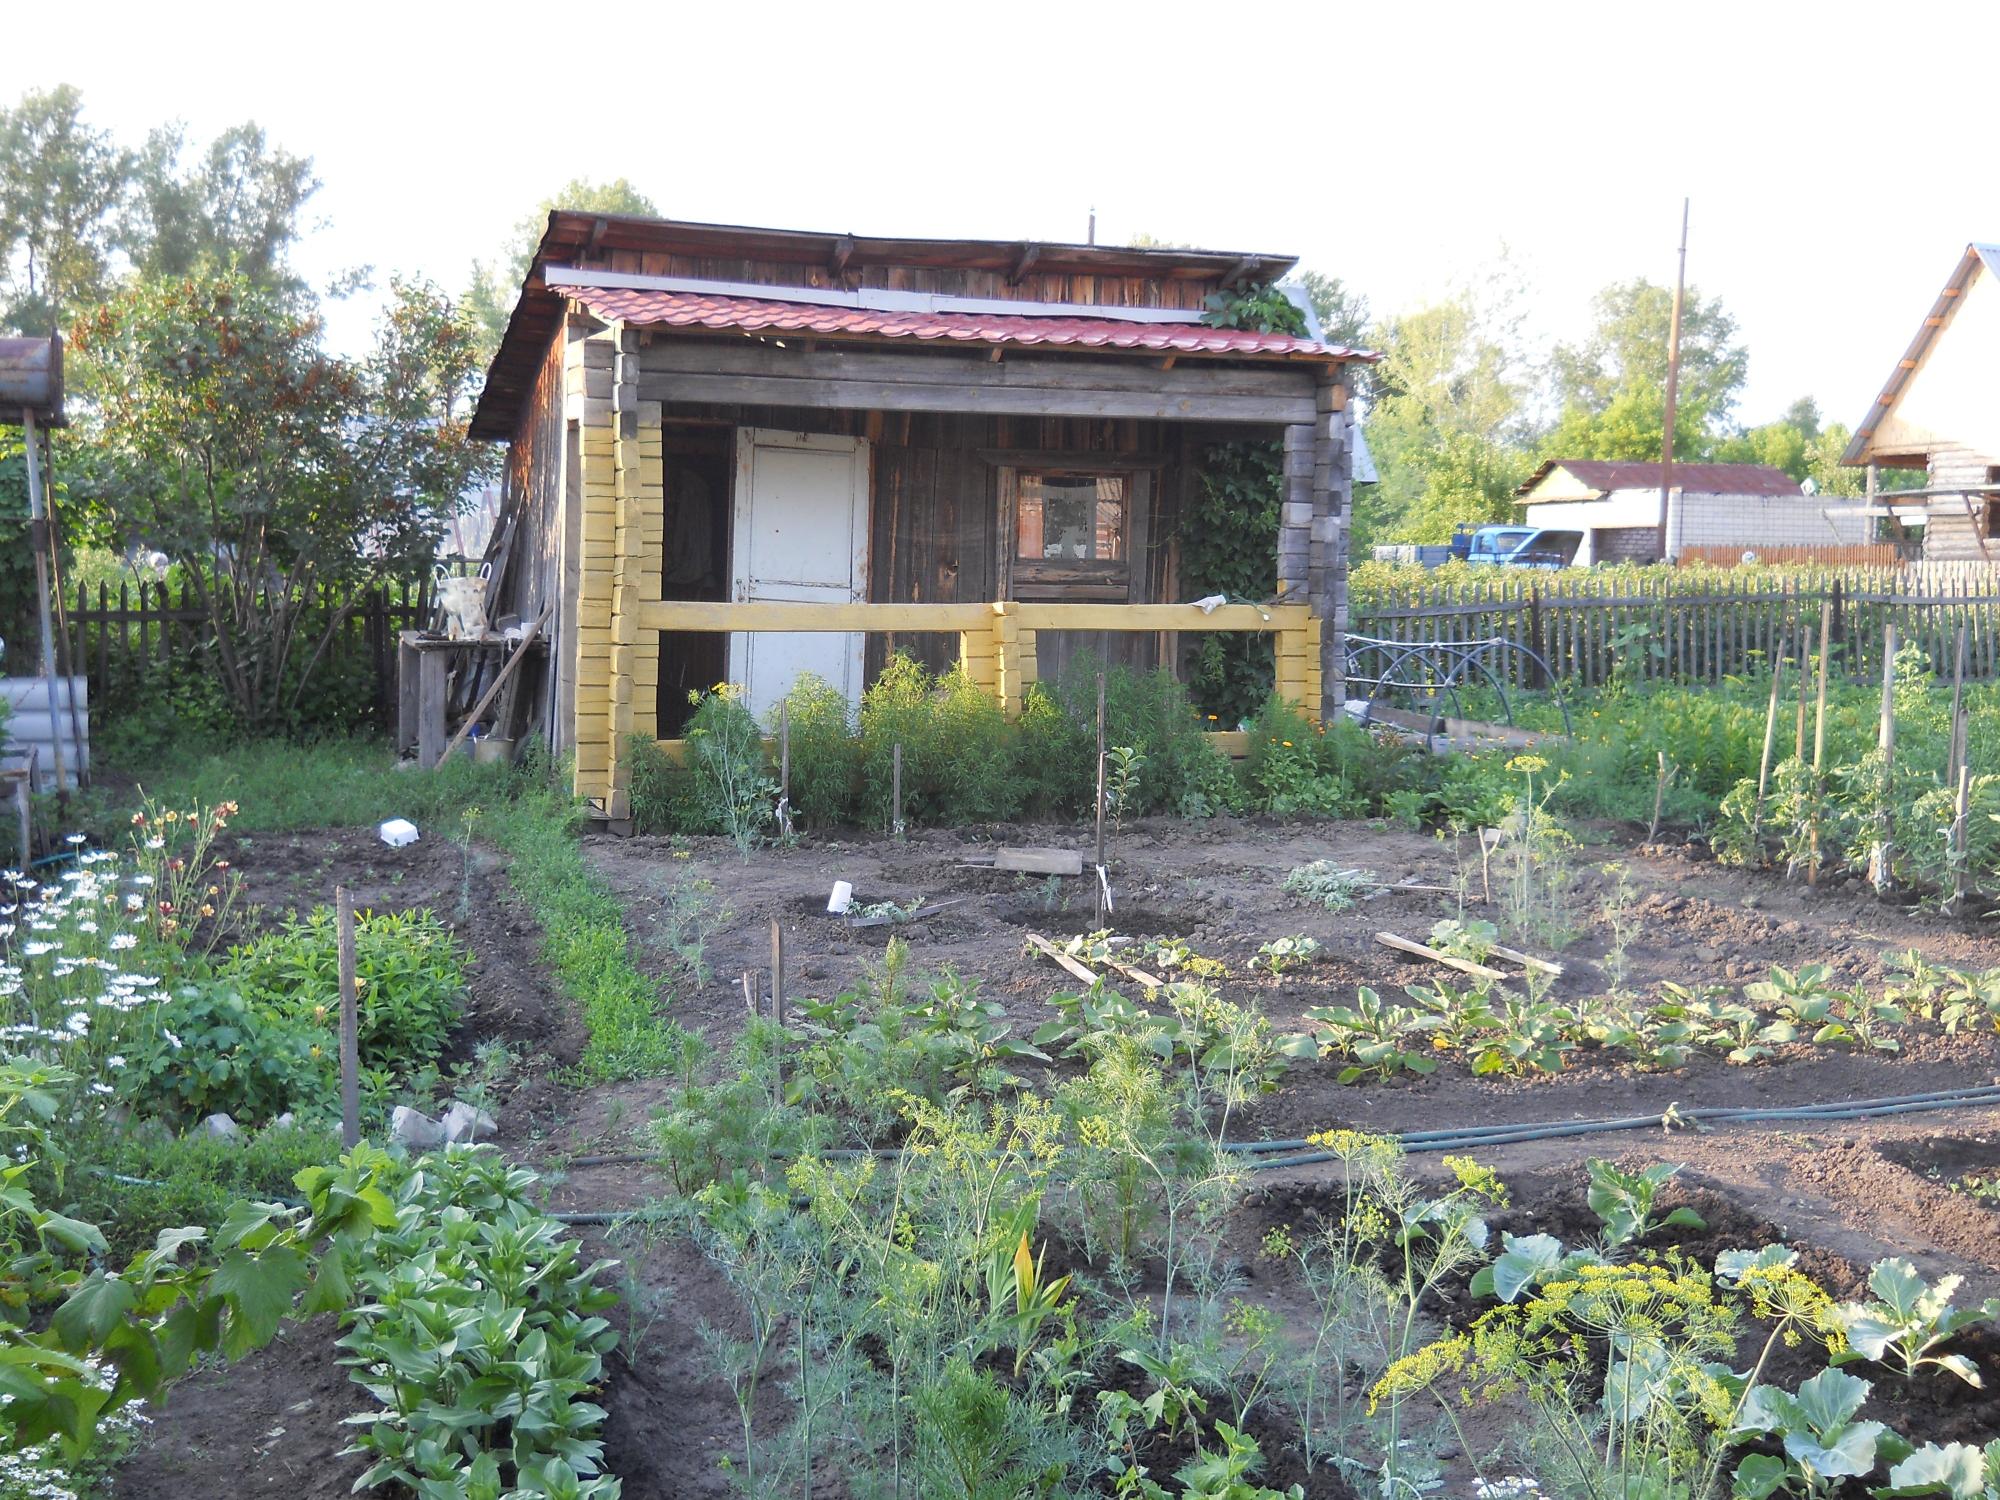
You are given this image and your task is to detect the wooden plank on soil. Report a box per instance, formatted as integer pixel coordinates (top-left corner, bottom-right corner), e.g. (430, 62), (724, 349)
(992, 846), (1084, 875)
(1024, 933), (1101, 986)
(1374, 930), (1509, 981)
(1486, 941), (1564, 977)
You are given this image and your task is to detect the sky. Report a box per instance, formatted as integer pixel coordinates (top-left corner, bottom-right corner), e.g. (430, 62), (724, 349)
(8, 0), (1998, 434)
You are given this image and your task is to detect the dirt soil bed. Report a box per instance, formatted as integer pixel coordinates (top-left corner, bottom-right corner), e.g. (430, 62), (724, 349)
(118, 813), (2000, 1493)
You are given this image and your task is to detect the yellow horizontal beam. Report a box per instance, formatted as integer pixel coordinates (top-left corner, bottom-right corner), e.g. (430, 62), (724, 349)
(637, 599), (1314, 635)
(641, 600), (995, 632)
(1013, 603), (1308, 632)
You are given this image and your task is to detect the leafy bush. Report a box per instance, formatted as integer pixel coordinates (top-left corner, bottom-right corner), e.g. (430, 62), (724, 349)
(773, 671), (862, 828)
(336, 1147), (621, 1497)
(1071, 662), (1245, 817)
(118, 978), (332, 1127)
(1014, 681), (1094, 818)
(224, 906), (468, 1073)
(860, 653), (1026, 827)
(630, 687), (776, 848)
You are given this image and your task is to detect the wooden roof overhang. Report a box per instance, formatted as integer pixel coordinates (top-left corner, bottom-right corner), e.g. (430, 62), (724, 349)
(1843, 243), (2000, 469)
(472, 213), (1367, 440)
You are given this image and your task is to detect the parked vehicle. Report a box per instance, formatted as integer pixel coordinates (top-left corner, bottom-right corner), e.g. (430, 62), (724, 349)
(1463, 525), (1583, 568)
(1371, 524), (1583, 569)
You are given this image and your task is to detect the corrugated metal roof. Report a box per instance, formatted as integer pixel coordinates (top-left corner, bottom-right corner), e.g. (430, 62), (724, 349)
(1517, 459), (1803, 499)
(1842, 243), (2000, 468)
(549, 279), (1368, 361)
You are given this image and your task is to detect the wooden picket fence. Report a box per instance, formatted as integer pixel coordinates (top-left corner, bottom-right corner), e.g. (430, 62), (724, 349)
(1350, 563), (2000, 689)
(1676, 542), (1921, 569)
(51, 578), (435, 722)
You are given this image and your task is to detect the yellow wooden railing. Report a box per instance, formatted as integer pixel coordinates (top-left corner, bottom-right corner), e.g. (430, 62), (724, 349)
(636, 599), (1323, 730)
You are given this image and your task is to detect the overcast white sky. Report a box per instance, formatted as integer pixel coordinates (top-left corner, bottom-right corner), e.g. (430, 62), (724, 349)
(8, 0), (1996, 432)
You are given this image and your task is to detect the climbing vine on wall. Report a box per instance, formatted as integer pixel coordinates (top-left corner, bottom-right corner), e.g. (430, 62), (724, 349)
(1180, 283), (1303, 724)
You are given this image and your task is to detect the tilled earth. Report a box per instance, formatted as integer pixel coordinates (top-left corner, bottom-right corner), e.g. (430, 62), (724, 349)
(118, 812), (2000, 1494)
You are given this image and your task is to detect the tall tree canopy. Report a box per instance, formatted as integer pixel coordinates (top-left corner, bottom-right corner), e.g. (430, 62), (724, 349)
(1358, 278), (1535, 547)
(125, 123), (320, 295)
(0, 85), (129, 333)
(0, 86), (319, 333)
(1545, 279), (1748, 461)
(66, 271), (492, 732)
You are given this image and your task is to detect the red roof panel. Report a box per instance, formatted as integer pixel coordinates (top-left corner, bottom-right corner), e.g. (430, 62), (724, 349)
(550, 281), (1373, 361)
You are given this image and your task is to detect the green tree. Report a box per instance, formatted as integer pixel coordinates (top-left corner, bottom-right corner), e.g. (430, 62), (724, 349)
(1361, 280), (1534, 546)
(67, 272), (494, 733)
(1546, 279), (1748, 460)
(1294, 269), (1371, 348)
(465, 176), (659, 360)
(0, 85), (129, 333)
(1711, 396), (1820, 479)
(125, 123), (320, 297)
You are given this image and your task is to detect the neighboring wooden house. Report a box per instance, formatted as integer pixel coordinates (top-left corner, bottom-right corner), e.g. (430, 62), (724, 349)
(467, 213), (1372, 816)
(1842, 243), (2000, 560)
(1513, 460), (1862, 564)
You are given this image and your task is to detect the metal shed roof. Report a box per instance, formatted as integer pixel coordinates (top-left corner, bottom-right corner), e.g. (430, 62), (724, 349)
(1516, 459), (1803, 499)
(471, 212), (1358, 440)
(549, 278), (1358, 360)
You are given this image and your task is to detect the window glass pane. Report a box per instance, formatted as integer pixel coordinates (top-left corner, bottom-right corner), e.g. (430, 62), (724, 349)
(1016, 472), (1126, 561)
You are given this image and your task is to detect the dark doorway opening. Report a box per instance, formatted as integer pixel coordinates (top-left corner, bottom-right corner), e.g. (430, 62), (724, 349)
(657, 429), (732, 738)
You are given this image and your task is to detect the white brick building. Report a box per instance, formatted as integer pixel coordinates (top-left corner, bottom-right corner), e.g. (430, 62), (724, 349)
(1513, 460), (1865, 565)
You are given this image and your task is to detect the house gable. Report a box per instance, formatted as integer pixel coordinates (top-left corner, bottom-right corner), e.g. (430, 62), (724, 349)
(1845, 244), (2000, 469)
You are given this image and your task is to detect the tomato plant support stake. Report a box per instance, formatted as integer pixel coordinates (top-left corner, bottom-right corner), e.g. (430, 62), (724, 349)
(1950, 754), (1972, 917)
(1751, 630), (1787, 865)
(1093, 669), (1107, 928)
(1872, 620), (1897, 895)
(769, 917), (786, 1105)
(337, 884), (359, 1149)
(1809, 597), (1832, 885)
(891, 742), (903, 840)
(1948, 623), (1968, 785)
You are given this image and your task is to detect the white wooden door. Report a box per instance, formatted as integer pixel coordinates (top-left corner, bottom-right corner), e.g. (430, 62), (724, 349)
(729, 429), (871, 722)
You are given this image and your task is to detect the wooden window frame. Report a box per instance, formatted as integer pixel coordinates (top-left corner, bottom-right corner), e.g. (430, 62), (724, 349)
(988, 453), (1157, 603)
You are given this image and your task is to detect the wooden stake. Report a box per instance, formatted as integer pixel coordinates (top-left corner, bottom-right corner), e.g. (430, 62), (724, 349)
(1950, 757), (1972, 916)
(1093, 670), (1108, 927)
(1809, 597), (1832, 885)
(337, 886), (360, 1150)
(777, 700), (791, 829)
(1872, 622), (1897, 895)
(1751, 634), (1786, 860)
(769, 919), (785, 1104)
(1948, 624), (1968, 786)
(1024, 932), (1101, 986)
(1794, 610), (1809, 762)
(1648, 751), (1671, 844)
(891, 743), (903, 838)
(740, 970), (759, 1016)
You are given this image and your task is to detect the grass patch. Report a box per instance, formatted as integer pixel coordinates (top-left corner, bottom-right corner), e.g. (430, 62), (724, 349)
(50, 1119), (342, 1261)
(480, 777), (686, 1080)
(90, 734), (516, 833)
(86, 735), (682, 1082)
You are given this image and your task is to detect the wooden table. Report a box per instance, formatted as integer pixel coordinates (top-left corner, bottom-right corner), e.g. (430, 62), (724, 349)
(1, 745), (39, 866)
(396, 631), (545, 769)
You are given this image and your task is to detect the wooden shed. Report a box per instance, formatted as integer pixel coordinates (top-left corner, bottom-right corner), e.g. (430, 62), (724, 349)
(467, 213), (1372, 817)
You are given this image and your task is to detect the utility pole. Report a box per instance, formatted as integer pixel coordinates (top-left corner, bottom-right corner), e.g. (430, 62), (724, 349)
(1656, 198), (1689, 563)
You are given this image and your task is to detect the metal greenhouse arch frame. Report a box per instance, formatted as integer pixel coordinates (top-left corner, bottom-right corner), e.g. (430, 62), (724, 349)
(1343, 633), (1574, 751)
